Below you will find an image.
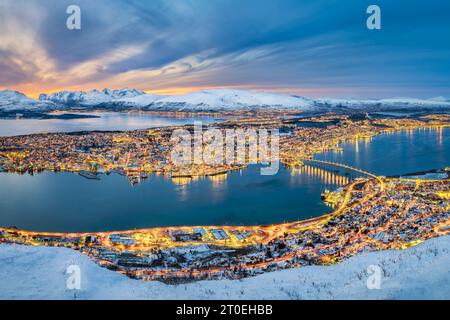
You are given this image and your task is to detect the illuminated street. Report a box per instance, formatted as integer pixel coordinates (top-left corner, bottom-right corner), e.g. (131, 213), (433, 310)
(1, 113), (449, 282)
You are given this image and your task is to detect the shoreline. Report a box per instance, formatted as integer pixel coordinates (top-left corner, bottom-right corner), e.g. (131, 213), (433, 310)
(0, 115), (449, 283)
(1, 175), (448, 283)
(0, 205), (334, 236)
(0, 124), (448, 235)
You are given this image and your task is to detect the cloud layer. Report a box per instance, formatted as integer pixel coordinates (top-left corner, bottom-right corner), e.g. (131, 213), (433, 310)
(1, 0), (449, 98)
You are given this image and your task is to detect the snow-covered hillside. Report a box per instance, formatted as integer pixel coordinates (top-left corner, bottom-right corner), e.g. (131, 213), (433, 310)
(149, 89), (313, 111)
(2, 87), (450, 112)
(42, 88), (449, 112)
(429, 96), (450, 103)
(39, 88), (145, 106)
(0, 90), (57, 112)
(0, 236), (449, 300)
(315, 97), (450, 111)
(113, 92), (165, 107)
(37, 88), (313, 111)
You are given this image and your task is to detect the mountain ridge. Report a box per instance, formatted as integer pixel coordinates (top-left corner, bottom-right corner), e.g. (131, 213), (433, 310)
(38, 88), (146, 106)
(1, 88), (450, 113)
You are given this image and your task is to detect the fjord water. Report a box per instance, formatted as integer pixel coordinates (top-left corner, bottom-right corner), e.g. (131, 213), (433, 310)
(0, 127), (448, 232)
(315, 127), (449, 176)
(0, 166), (335, 232)
(0, 112), (221, 136)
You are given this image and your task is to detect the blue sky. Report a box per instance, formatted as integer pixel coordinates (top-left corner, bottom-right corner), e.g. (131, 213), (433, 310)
(0, 0), (449, 98)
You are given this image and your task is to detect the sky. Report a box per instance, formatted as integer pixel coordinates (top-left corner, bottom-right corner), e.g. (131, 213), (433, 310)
(0, 0), (449, 99)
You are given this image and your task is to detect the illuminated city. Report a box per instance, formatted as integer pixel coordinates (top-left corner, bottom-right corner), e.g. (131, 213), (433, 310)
(1, 114), (449, 283)
(1, 0), (449, 304)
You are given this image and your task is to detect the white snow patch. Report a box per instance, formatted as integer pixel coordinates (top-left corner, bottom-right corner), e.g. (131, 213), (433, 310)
(152, 89), (312, 111)
(316, 97), (450, 109)
(1, 236), (449, 300)
(3, 88), (450, 112)
(0, 90), (57, 112)
(38, 88), (146, 106)
(115, 93), (166, 107)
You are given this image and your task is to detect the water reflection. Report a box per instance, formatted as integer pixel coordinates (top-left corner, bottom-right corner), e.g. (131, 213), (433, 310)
(0, 164), (335, 232)
(315, 127), (450, 176)
(0, 112), (222, 137)
(0, 127), (448, 232)
(290, 165), (350, 187)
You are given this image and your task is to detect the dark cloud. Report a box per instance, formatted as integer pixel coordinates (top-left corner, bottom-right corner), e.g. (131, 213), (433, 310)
(0, 52), (39, 85)
(1, 0), (450, 97)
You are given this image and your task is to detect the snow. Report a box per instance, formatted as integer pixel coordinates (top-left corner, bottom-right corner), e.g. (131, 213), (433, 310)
(429, 96), (450, 103)
(151, 89), (313, 111)
(38, 88), (146, 106)
(1, 236), (449, 300)
(316, 96), (450, 110)
(114, 93), (166, 107)
(3, 88), (450, 112)
(0, 90), (57, 112)
(33, 88), (314, 111)
(379, 97), (450, 106)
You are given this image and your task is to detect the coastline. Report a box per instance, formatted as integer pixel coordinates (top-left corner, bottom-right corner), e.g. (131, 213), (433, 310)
(0, 115), (449, 283)
(1, 175), (448, 283)
(0, 111), (100, 120)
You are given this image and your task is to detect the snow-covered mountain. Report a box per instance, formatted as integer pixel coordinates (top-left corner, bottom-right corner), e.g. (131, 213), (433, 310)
(38, 88), (313, 111)
(0, 90), (57, 112)
(429, 96), (450, 103)
(112, 93), (165, 107)
(39, 88), (146, 106)
(3, 88), (450, 113)
(148, 89), (313, 111)
(315, 97), (450, 111)
(40, 88), (450, 111)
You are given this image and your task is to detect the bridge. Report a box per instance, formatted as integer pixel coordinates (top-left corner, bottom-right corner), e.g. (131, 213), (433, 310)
(303, 159), (379, 180)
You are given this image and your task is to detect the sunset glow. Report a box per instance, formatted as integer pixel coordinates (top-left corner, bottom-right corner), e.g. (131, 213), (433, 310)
(0, 0), (449, 99)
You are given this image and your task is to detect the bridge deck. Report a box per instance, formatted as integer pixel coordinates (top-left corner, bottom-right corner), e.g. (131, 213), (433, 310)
(304, 159), (378, 179)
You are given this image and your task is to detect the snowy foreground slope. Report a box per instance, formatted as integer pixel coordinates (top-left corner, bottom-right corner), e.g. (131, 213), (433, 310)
(1, 236), (449, 300)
